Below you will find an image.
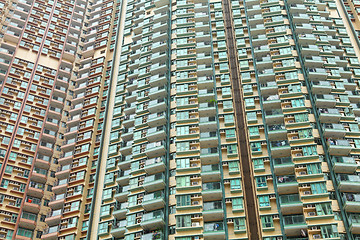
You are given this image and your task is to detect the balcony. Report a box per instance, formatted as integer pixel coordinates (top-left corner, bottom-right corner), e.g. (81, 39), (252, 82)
(41, 226), (58, 240)
(144, 157), (166, 175)
(318, 108), (341, 123)
(260, 81), (277, 96)
(265, 109), (284, 125)
(279, 194), (303, 215)
(142, 191), (165, 211)
(200, 148), (219, 165)
(348, 214), (360, 234)
(143, 173), (165, 192)
(141, 210), (165, 230)
(147, 112), (167, 127)
(149, 86), (167, 100)
(116, 169), (130, 186)
(114, 186), (130, 202)
(145, 141), (166, 158)
(203, 201), (223, 221)
(263, 95), (281, 110)
(323, 123), (346, 138)
(273, 157), (294, 175)
(45, 209), (62, 226)
(298, 34), (317, 45)
(277, 175), (298, 194)
(270, 140), (291, 158)
(147, 126), (166, 142)
(49, 194), (65, 210)
(203, 222), (225, 240)
(201, 164), (221, 182)
(199, 117), (217, 131)
(337, 174), (360, 192)
(141, 232), (163, 240)
(19, 215), (36, 230)
(30, 168), (47, 183)
(343, 193), (360, 213)
(258, 69), (275, 82)
(150, 74), (167, 87)
(314, 94), (336, 108)
(55, 165), (71, 179)
(113, 202), (128, 219)
(327, 139), (352, 156)
(268, 124), (287, 141)
(198, 89), (215, 102)
(198, 76), (214, 88)
(307, 68), (327, 81)
(283, 215), (307, 236)
(200, 132), (218, 147)
(23, 197), (41, 213)
(202, 182), (222, 201)
(148, 99), (167, 113)
(52, 179), (68, 194)
(311, 81), (332, 94)
(332, 156), (358, 174)
(111, 220), (127, 238)
(28, 183), (44, 198)
(199, 102), (216, 115)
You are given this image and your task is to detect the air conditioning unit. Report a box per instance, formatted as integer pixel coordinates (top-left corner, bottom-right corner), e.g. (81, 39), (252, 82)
(192, 201), (199, 205)
(304, 191), (311, 195)
(311, 226), (320, 230)
(13, 187), (19, 191)
(194, 237), (200, 240)
(227, 219), (233, 223)
(191, 147), (197, 150)
(224, 180), (230, 183)
(296, 153), (303, 156)
(313, 234), (321, 239)
(299, 171), (307, 175)
(273, 215), (279, 219)
(226, 199), (232, 203)
(292, 136), (299, 139)
(223, 162), (228, 166)
(191, 163), (198, 167)
(308, 212), (316, 216)
(192, 181), (199, 185)
(288, 120), (294, 123)
(192, 222), (200, 227)
(192, 194), (199, 198)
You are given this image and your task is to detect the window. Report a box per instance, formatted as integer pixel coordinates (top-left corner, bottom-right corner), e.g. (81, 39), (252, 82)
(229, 161), (239, 172)
(258, 195), (270, 207)
(36, 231), (42, 238)
(230, 178), (241, 190)
(261, 216), (274, 228)
(232, 198), (243, 210)
(253, 159), (264, 169)
(176, 158), (190, 169)
(315, 203), (333, 216)
(17, 228), (33, 238)
(176, 215), (191, 228)
(176, 142), (190, 151)
(321, 225), (339, 238)
(98, 223), (108, 234)
(310, 182), (327, 194)
(234, 218), (246, 231)
(176, 176), (190, 187)
(177, 126), (189, 136)
(256, 176), (267, 188)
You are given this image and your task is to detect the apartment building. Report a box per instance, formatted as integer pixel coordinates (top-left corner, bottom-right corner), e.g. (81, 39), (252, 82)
(1, 0), (360, 239)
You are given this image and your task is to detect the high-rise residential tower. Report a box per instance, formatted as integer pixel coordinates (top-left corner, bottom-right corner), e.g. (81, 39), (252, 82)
(1, 0), (360, 240)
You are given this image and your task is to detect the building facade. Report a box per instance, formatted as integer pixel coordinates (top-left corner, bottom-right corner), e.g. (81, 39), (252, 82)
(1, 0), (360, 240)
